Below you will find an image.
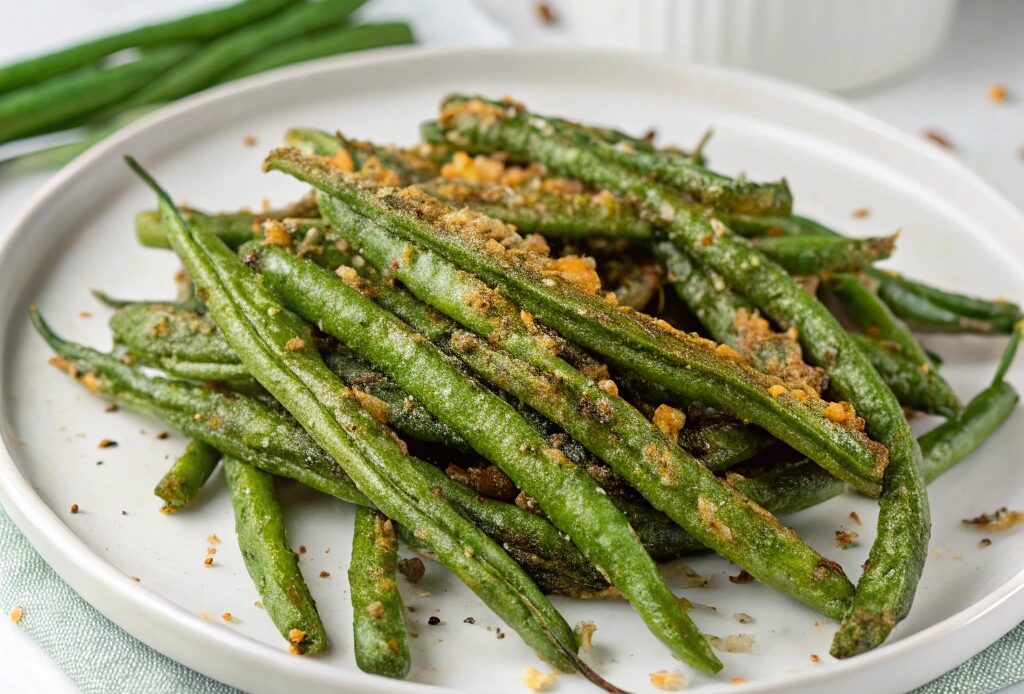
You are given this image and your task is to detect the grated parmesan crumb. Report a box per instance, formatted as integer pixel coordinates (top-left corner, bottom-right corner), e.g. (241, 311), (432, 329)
(10, 607), (23, 624)
(521, 667), (558, 692)
(650, 669), (686, 690)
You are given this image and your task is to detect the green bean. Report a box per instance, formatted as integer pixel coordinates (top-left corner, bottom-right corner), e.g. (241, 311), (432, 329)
(423, 177), (656, 241)
(432, 96), (926, 657)
(126, 158), (596, 680)
(265, 149), (886, 497)
(749, 234), (895, 276)
(0, 0), (297, 93)
(224, 456), (328, 654)
(252, 215), (855, 622)
(285, 128), (441, 183)
(678, 419), (775, 472)
(732, 325), (1022, 515)
(33, 307), (370, 506)
(654, 240), (826, 391)
(135, 198), (320, 250)
(93, 289), (204, 312)
(873, 273), (1004, 334)
(429, 104), (789, 216)
(850, 334), (960, 418)
(350, 508), (411, 678)
(876, 270), (1021, 332)
(0, 105), (158, 174)
(222, 22), (414, 81)
(112, 0), (366, 115)
(725, 213), (1022, 333)
(110, 303), (252, 384)
(0, 46), (192, 144)
(154, 439), (222, 512)
(829, 273), (935, 368)
(248, 243), (721, 671)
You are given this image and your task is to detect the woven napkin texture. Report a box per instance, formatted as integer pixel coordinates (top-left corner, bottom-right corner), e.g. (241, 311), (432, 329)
(0, 504), (233, 693)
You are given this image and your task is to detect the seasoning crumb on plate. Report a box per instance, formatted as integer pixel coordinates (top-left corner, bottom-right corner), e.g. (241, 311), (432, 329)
(849, 510), (861, 525)
(979, 537), (993, 548)
(733, 612), (754, 624)
(851, 208), (870, 219)
(923, 128), (953, 149)
(9, 607), (23, 624)
(810, 653), (820, 663)
(963, 507), (1024, 532)
(428, 616), (441, 626)
(576, 620), (596, 650)
(243, 134), (259, 147)
(319, 570), (330, 578)
(69, 503), (79, 514)
(835, 528), (859, 549)
(988, 83), (1008, 103)
(650, 669), (686, 690)
(207, 534), (221, 544)
(522, 666), (558, 692)
(729, 569), (753, 584)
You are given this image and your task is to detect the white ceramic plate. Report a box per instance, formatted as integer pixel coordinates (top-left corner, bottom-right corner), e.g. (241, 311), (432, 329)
(1, 48), (1023, 694)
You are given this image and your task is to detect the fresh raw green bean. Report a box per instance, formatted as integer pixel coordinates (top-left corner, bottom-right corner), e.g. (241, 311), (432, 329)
(252, 222), (855, 622)
(266, 149), (886, 496)
(222, 22), (414, 81)
(432, 95), (925, 657)
(0, 46), (191, 144)
(154, 439), (222, 512)
(0, 0), (297, 93)
(849, 334), (961, 419)
(248, 243), (721, 671)
(112, 0), (366, 114)
(224, 456), (329, 654)
(349, 508), (411, 678)
(0, 105), (158, 174)
(127, 158), (597, 681)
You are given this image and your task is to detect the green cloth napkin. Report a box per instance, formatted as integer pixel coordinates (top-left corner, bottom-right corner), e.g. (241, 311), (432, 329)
(2, 499), (1021, 693)
(0, 503), (233, 693)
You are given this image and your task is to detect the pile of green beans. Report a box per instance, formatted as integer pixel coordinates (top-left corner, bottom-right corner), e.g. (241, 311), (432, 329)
(29, 94), (1023, 690)
(0, 0), (414, 171)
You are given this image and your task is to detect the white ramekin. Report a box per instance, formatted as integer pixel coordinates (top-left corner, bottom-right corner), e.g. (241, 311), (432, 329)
(552, 0), (958, 91)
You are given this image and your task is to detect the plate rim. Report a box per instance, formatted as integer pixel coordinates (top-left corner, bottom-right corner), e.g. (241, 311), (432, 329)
(2, 45), (1023, 693)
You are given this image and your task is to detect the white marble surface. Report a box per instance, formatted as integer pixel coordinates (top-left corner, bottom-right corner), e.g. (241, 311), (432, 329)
(0, 1), (1022, 692)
